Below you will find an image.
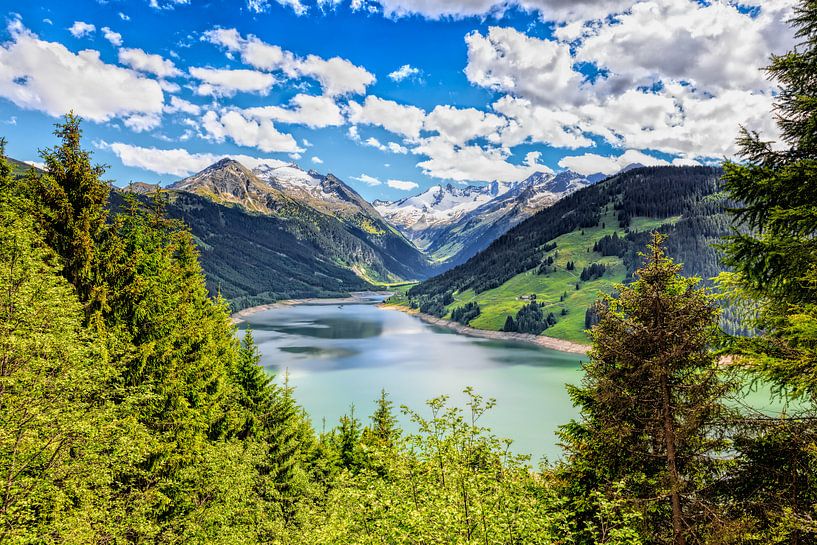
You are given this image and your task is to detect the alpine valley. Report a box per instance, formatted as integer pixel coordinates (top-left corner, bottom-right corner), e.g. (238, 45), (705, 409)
(113, 157), (616, 312)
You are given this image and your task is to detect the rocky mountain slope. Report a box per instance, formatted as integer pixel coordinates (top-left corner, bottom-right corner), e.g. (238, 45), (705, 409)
(403, 166), (729, 342)
(376, 169), (601, 267)
(118, 159), (433, 309)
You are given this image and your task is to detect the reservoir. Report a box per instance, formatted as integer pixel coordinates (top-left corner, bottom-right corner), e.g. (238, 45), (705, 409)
(238, 300), (587, 462)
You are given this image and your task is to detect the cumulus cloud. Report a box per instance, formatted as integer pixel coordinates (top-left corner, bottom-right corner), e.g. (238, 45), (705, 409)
(118, 47), (182, 78)
(413, 136), (552, 182)
(465, 26), (583, 107)
(351, 173), (383, 186)
(100, 140), (287, 177)
(347, 96), (426, 139)
(311, 156), (323, 164)
(68, 21), (95, 38)
(247, 0), (308, 15)
(244, 93), (344, 127)
(201, 110), (303, 153)
(202, 28), (375, 96)
(424, 104), (506, 145)
(189, 66), (276, 96)
(101, 27), (122, 46)
(557, 149), (686, 175)
(388, 64), (420, 81)
(387, 179), (419, 190)
(164, 96), (201, 115)
(458, 2), (793, 160)
(0, 22), (164, 125)
(574, 0), (794, 94)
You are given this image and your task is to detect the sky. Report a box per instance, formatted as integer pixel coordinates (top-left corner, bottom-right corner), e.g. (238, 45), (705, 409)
(0, 0), (798, 201)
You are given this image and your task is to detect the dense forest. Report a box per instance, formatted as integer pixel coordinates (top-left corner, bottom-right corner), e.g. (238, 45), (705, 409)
(408, 165), (726, 302)
(2, 2), (817, 543)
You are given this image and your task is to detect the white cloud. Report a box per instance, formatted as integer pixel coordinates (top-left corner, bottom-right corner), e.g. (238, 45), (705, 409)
(244, 93), (344, 127)
(557, 149), (673, 175)
(202, 28), (375, 96)
(574, 0), (794, 94)
(311, 156), (323, 164)
(68, 21), (95, 38)
(164, 95), (201, 115)
(0, 23), (164, 125)
(386, 179), (419, 191)
(247, 0), (307, 15)
(388, 64), (420, 81)
(101, 27), (122, 46)
(189, 66), (276, 96)
(424, 104), (506, 145)
(123, 113), (162, 132)
(298, 55), (376, 96)
(100, 140), (287, 177)
(351, 174), (382, 186)
(465, 26), (583, 107)
(118, 47), (181, 78)
(118, 12), (130, 21)
(413, 136), (552, 182)
(347, 95), (426, 139)
(201, 110), (303, 153)
(491, 96), (592, 149)
(388, 142), (408, 154)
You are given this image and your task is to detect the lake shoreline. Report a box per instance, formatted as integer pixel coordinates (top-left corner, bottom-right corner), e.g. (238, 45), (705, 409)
(379, 303), (590, 355)
(230, 292), (395, 324)
(231, 295), (591, 355)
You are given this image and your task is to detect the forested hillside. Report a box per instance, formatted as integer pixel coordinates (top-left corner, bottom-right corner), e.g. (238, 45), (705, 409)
(405, 165), (731, 341)
(114, 159), (432, 310)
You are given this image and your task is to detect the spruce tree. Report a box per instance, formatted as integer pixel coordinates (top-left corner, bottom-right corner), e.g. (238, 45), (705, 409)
(0, 147), (107, 542)
(34, 113), (109, 307)
(721, 0), (817, 400)
(559, 233), (731, 545)
(719, 2), (817, 540)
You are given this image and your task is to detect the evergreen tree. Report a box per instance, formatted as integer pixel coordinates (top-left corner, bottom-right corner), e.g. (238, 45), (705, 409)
(718, 2), (817, 540)
(0, 148), (108, 542)
(34, 113), (109, 308)
(368, 390), (398, 446)
(559, 234), (731, 545)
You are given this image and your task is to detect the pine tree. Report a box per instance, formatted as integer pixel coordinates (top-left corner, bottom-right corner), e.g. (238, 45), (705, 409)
(718, 2), (817, 540)
(559, 233), (731, 545)
(721, 0), (817, 400)
(0, 146), (108, 542)
(368, 390), (398, 446)
(34, 113), (109, 308)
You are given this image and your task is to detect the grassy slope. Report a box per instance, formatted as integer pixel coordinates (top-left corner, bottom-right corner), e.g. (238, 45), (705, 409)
(445, 209), (679, 343)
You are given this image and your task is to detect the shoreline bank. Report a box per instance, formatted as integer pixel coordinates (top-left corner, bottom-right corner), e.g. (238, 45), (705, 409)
(230, 292), (393, 323)
(231, 295), (591, 355)
(379, 304), (590, 355)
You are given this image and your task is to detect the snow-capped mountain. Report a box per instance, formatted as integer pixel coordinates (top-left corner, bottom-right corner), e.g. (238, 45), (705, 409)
(375, 170), (602, 266)
(169, 158), (432, 282)
(373, 183), (508, 238)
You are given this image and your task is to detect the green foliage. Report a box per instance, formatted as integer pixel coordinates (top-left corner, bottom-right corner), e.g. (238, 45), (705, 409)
(0, 158), (108, 543)
(559, 234), (733, 545)
(450, 301), (481, 325)
(34, 113), (109, 307)
(716, 2), (817, 540)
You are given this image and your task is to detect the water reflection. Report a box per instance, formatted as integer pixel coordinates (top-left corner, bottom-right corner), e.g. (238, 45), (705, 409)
(239, 302), (586, 461)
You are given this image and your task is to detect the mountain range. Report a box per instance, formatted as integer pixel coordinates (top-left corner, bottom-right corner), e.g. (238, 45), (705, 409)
(404, 165), (729, 342)
(375, 169), (604, 267)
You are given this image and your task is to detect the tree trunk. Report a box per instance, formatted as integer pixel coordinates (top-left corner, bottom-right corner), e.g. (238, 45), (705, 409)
(661, 372), (686, 545)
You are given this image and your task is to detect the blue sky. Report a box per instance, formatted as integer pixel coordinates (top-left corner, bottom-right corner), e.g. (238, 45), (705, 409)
(0, 0), (795, 200)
